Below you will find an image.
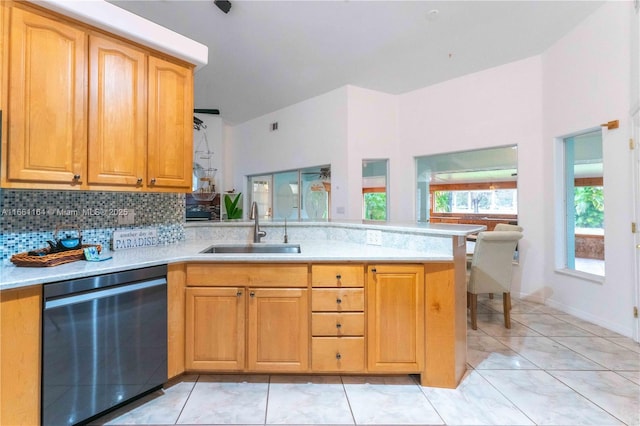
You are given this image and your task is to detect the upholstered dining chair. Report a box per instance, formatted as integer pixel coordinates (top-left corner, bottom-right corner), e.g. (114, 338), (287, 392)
(467, 230), (523, 330)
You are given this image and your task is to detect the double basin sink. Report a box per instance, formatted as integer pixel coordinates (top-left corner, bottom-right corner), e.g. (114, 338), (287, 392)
(201, 243), (301, 254)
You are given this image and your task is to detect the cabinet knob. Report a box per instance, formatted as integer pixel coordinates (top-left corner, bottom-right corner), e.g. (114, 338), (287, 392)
(371, 268), (377, 273)
(335, 353), (342, 360)
(336, 323), (342, 329)
(237, 291), (242, 297)
(336, 274), (341, 280)
(336, 298), (342, 304)
(150, 178), (157, 185)
(250, 291), (255, 297)
(72, 174), (81, 181)
(136, 177), (143, 185)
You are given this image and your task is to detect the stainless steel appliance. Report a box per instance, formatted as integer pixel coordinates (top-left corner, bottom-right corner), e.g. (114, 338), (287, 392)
(42, 265), (168, 425)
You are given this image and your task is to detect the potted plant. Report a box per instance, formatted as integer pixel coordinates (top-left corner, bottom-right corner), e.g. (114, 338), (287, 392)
(224, 192), (243, 220)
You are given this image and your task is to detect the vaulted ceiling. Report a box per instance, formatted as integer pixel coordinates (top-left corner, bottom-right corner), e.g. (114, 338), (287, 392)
(110, 1), (604, 125)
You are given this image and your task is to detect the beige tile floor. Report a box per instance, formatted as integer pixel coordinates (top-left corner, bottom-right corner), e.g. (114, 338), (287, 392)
(92, 295), (640, 426)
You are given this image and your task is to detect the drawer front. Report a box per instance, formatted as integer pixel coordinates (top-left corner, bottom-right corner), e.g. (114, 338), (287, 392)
(311, 264), (364, 287)
(312, 288), (364, 312)
(186, 263), (308, 287)
(312, 337), (365, 372)
(312, 313), (365, 336)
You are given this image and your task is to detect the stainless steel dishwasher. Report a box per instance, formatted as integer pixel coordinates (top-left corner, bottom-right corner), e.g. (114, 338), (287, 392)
(42, 265), (168, 426)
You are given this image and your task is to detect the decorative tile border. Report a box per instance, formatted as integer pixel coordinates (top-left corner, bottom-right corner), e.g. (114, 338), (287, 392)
(0, 190), (186, 259)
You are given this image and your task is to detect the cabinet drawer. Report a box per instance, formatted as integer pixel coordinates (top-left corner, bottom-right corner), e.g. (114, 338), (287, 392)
(312, 313), (364, 336)
(312, 337), (365, 372)
(311, 264), (364, 287)
(312, 288), (364, 312)
(187, 264), (308, 287)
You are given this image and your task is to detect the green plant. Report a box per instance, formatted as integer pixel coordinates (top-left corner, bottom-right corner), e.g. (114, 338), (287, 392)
(574, 186), (604, 228)
(364, 192), (387, 220)
(224, 193), (243, 220)
(434, 191), (452, 213)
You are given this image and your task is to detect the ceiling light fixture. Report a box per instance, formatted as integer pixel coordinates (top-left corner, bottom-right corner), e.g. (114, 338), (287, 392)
(214, 0), (231, 14)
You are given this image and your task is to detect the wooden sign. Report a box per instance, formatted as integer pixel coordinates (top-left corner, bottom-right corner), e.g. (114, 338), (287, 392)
(112, 228), (158, 250)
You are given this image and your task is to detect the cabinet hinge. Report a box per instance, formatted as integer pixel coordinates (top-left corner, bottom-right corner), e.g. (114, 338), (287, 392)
(631, 138), (636, 150)
(634, 306), (639, 318)
(633, 222), (637, 233)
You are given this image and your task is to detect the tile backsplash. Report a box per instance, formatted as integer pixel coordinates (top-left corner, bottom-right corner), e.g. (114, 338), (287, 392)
(0, 189), (185, 260)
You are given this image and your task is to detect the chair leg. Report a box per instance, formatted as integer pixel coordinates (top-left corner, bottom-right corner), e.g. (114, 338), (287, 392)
(503, 292), (511, 329)
(468, 292), (478, 330)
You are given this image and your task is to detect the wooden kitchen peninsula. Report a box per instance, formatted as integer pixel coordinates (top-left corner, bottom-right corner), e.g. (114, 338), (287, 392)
(0, 221), (483, 424)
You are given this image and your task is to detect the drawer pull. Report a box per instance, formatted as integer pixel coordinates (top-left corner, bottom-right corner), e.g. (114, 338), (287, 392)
(336, 323), (342, 329)
(73, 174), (81, 181)
(336, 274), (342, 279)
(237, 291), (242, 297)
(336, 352), (342, 360)
(250, 291), (255, 297)
(371, 268), (377, 273)
(336, 298), (342, 304)
(137, 177), (143, 185)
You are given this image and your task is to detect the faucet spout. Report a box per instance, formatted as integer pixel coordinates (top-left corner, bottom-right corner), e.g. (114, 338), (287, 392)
(250, 202), (267, 243)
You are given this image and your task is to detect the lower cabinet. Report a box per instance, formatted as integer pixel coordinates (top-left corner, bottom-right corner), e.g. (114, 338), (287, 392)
(185, 285), (308, 373)
(310, 264), (366, 372)
(183, 262), (429, 378)
(247, 288), (308, 372)
(367, 264), (425, 372)
(185, 287), (245, 371)
(0, 285), (42, 426)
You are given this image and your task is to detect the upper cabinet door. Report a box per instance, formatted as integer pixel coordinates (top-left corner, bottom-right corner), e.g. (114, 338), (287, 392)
(8, 7), (86, 184)
(88, 35), (147, 187)
(147, 56), (193, 190)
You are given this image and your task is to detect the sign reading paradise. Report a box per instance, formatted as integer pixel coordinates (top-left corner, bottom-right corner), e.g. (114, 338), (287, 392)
(112, 228), (158, 250)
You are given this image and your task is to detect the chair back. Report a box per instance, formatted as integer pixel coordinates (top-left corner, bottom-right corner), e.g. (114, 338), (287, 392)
(468, 231), (523, 294)
(493, 223), (523, 232)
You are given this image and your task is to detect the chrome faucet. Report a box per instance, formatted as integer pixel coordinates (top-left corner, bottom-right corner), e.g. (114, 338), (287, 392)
(249, 201), (267, 243)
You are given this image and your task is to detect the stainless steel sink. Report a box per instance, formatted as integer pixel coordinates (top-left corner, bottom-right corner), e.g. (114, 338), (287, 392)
(201, 243), (301, 254)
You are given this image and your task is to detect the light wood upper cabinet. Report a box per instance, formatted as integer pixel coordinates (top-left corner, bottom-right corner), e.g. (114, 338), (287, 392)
(6, 7), (87, 185)
(1, 5), (194, 191)
(88, 34), (147, 187)
(147, 56), (193, 190)
(367, 264), (424, 372)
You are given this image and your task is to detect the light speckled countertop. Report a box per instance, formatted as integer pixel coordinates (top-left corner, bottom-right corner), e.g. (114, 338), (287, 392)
(1, 222), (483, 290)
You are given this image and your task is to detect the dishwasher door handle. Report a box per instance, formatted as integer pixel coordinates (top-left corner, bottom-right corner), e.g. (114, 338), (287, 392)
(44, 278), (166, 310)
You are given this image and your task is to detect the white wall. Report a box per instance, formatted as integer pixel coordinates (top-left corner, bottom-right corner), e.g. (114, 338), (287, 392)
(230, 87), (349, 218)
(346, 86), (399, 220)
(226, 2), (637, 337)
(398, 56), (544, 296)
(542, 1), (635, 336)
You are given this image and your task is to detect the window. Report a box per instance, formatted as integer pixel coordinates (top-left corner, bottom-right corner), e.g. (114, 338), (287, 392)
(247, 165), (330, 221)
(560, 130), (604, 276)
(416, 146), (518, 223)
(362, 159), (388, 221)
(433, 188), (518, 214)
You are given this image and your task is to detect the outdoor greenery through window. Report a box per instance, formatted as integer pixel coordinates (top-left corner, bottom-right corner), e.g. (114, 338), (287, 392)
(363, 159), (388, 221)
(415, 145), (518, 223)
(561, 129), (604, 276)
(364, 192), (387, 220)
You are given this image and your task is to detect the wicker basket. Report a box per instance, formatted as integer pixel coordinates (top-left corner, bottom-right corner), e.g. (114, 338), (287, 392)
(10, 244), (102, 267)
